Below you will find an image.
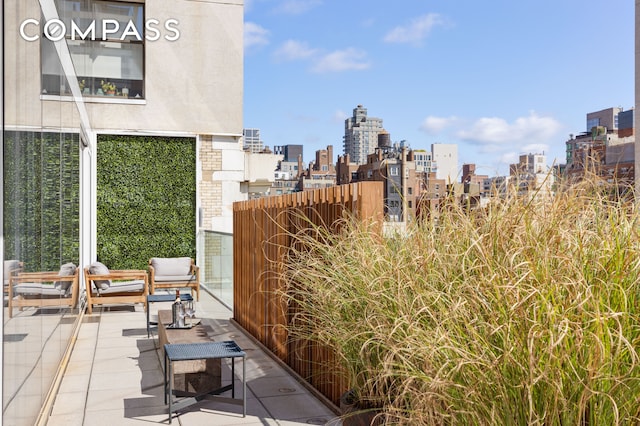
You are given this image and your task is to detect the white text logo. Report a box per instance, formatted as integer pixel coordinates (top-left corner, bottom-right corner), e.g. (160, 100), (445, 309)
(20, 18), (180, 41)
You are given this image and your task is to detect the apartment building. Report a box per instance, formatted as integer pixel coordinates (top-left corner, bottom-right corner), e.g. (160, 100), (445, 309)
(337, 134), (426, 222)
(431, 143), (459, 183)
(565, 107), (635, 190)
(343, 104), (385, 164)
(243, 128), (264, 153)
(3, 0), (244, 422)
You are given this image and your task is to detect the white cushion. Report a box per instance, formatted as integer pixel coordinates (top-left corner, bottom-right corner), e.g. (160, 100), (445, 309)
(97, 280), (145, 294)
(154, 274), (195, 283)
(150, 257), (192, 276)
(13, 283), (66, 297)
(89, 261), (111, 290)
(55, 263), (77, 292)
(4, 260), (21, 283)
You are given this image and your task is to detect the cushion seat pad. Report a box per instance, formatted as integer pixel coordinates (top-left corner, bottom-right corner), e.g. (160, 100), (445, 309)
(13, 283), (68, 297)
(154, 275), (195, 282)
(94, 280), (145, 294)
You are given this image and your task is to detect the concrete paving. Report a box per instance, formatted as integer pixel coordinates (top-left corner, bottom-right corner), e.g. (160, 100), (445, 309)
(46, 291), (340, 425)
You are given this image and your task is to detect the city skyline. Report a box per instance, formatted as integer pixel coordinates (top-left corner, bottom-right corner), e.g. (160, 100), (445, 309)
(243, 0), (634, 177)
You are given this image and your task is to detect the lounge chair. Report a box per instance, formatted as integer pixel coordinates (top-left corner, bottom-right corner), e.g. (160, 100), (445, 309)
(148, 257), (200, 301)
(8, 263), (79, 318)
(84, 262), (148, 314)
(3, 259), (23, 297)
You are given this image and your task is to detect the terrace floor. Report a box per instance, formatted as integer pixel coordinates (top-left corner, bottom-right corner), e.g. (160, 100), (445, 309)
(45, 290), (339, 425)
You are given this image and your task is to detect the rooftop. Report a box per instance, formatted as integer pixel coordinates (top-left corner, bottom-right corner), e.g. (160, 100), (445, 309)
(6, 290), (338, 425)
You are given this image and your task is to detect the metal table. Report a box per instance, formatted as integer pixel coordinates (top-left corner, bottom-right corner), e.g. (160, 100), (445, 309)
(164, 341), (246, 423)
(146, 293), (193, 337)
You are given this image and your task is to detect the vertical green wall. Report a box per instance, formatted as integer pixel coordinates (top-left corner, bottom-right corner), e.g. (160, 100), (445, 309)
(96, 135), (196, 270)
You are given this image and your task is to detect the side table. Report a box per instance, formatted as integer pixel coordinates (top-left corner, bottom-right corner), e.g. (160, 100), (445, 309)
(147, 293), (193, 337)
(164, 341), (246, 423)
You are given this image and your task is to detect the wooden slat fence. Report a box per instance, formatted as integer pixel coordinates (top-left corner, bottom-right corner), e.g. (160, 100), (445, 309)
(232, 181), (384, 406)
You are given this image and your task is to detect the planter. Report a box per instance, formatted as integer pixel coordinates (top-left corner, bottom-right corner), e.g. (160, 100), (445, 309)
(343, 410), (384, 426)
(340, 390), (385, 425)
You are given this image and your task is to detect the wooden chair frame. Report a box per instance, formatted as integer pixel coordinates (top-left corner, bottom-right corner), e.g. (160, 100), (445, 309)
(8, 268), (79, 318)
(84, 267), (149, 314)
(3, 260), (24, 297)
(148, 258), (200, 301)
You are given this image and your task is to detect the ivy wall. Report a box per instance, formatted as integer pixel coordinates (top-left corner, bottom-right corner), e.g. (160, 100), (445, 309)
(96, 135), (196, 270)
(3, 131), (80, 272)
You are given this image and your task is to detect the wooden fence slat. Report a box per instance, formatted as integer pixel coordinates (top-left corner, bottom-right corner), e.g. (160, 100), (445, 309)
(232, 182), (383, 406)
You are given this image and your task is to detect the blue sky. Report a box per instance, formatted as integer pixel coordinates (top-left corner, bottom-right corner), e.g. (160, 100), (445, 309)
(243, 0), (634, 177)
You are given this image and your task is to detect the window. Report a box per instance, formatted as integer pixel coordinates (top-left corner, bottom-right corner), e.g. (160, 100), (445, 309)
(390, 166), (398, 176)
(42, 0), (145, 98)
(408, 187), (412, 195)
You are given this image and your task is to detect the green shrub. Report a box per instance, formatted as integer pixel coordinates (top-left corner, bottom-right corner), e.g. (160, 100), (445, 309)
(281, 180), (640, 425)
(96, 135), (196, 270)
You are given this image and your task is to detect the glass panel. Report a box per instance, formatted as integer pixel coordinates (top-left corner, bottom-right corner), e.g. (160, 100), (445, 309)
(4, 1), (84, 423)
(68, 40), (144, 97)
(42, 0), (145, 98)
(199, 231), (233, 308)
(4, 132), (80, 270)
(70, 40), (143, 79)
(56, 0), (143, 41)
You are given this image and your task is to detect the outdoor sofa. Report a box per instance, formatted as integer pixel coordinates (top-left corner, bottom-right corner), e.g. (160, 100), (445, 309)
(148, 257), (200, 301)
(8, 263), (79, 318)
(84, 262), (148, 314)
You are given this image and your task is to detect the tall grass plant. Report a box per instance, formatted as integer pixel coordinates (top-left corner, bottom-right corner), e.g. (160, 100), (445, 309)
(280, 181), (640, 425)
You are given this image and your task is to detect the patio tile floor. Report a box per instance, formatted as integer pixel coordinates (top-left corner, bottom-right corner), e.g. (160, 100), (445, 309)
(46, 291), (339, 425)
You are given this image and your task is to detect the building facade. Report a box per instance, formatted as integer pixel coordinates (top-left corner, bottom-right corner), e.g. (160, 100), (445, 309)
(274, 144), (303, 162)
(565, 107), (635, 191)
(338, 134), (426, 222)
(243, 128), (264, 153)
(586, 107), (623, 133)
(343, 104), (385, 164)
(299, 145), (337, 191)
(3, 0), (244, 422)
(431, 143), (459, 183)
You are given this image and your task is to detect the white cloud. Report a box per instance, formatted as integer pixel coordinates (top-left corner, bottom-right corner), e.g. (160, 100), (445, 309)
(521, 143), (550, 155)
(311, 48), (371, 73)
(270, 40), (371, 74)
(244, 22), (270, 49)
(383, 13), (446, 45)
(273, 40), (318, 61)
(332, 109), (349, 123)
(499, 152), (519, 165)
(420, 115), (458, 134)
(274, 0), (322, 15)
(457, 112), (562, 145)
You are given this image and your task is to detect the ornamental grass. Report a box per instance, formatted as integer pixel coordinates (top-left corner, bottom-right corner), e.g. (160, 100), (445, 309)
(279, 180), (640, 425)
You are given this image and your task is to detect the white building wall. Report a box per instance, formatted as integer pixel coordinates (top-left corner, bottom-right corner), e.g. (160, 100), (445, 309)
(6, 0), (245, 240)
(432, 143), (459, 183)
(6, 0), (243, 136)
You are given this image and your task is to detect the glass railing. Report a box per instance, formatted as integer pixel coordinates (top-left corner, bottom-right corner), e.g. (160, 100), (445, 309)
(197, 230), (233, 309)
